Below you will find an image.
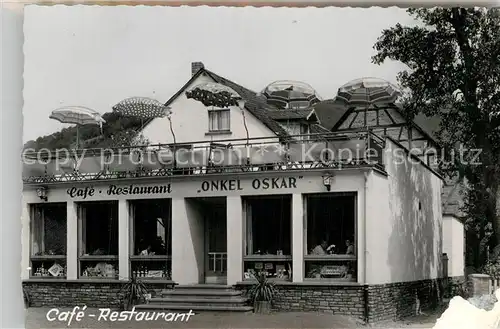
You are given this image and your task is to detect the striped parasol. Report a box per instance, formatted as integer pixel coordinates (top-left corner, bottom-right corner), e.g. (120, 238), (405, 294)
(185, 82), (242, 108)
(49, 106), (106, 149)
(49, 106), (105, 126)
(334, 77), (402, 107)
(261, 80), (321, 110)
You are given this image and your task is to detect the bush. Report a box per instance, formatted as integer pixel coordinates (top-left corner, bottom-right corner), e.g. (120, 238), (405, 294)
(482, 260), (500, 279)
(444, 279), (471, 299)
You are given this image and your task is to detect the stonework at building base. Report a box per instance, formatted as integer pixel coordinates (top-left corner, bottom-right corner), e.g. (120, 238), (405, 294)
(22, 280), (175, 308)
(236, 279), (443, 323)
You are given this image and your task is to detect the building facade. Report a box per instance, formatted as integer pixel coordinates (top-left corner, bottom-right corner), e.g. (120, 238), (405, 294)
(21, 62), (457, 322)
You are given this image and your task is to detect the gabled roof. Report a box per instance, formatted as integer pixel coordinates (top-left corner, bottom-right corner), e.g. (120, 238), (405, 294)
(310, 100), (350, 130)
(141, 66), (290, 138)
(204, 70), (290, 137)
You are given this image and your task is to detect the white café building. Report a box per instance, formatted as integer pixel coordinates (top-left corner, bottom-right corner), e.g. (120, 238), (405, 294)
(21, 62), (465, 319)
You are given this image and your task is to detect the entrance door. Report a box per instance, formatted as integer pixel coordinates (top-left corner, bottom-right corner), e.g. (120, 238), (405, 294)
(204, 201), (227, 284)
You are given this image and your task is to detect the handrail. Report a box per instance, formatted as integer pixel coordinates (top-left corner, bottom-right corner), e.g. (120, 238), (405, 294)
(22, 129), (377, 160)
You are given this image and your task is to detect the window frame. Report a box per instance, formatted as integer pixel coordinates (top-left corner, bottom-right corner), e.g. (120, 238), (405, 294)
(288, 100), (310, 109)
(303, 192), (358, 282)
(207, 108), (231, 133)
(242, 195), (293, 282)
(129, 199), (173, 280)
(77, 201), (119, 279)
(29, 202), (67, 279)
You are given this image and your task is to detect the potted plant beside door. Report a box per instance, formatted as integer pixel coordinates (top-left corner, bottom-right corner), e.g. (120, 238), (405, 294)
(119, 275), (149, 311)
(249, 271), (277, 314)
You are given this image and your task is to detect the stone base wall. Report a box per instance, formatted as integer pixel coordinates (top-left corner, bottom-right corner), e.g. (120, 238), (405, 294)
(237, 278), (442, 323)
(236, 284), (366, 320)
(366, 278), (442, 323)
(24, 278), (442, 323)
(22, 280), (174, 308)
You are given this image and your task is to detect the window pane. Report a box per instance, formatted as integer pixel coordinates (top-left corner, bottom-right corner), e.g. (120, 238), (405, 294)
(244, 260), (292, 281)
(131, 260), (171, 279)
(305, 259), (356, 281)
(305, 194), (356, 256)
(132, 199), (172, 256)
(245, 195), (292, 256)
(300, 124), (310, 135)
(31, 203), (67, 256)
(208, 110), (230, 131)
(81, 260), (118, 278)
(220, 110), (230, 130)
(289, 101), (310, 109)
(285, 122), (301, 136)
(209, 112), (217, 131)
(80, 201), (118, 256)
(31, 259), (67, 278)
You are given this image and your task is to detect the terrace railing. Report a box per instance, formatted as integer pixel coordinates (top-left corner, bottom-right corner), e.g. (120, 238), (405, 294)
(22, 129), (385, 184)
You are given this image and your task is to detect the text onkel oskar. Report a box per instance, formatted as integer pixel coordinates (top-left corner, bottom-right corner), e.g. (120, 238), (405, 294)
(66, 176), (301, 199)
(199, 176), (302, 192)
(67, 184), (172, 199)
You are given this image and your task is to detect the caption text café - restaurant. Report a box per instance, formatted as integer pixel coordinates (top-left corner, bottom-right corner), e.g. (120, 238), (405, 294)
(20, 63), (452, 321)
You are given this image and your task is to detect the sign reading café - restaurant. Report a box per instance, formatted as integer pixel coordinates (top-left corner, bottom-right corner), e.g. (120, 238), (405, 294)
(66, 176), (302, 199)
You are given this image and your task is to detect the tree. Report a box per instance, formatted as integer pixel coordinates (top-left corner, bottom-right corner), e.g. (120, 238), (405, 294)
(24, 112), (145, 150)
(372, 8), (500, 266)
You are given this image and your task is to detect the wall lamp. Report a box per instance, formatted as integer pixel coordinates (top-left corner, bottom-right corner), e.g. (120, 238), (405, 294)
(322, 173), (333, 192)
(36, 186), (48, 201)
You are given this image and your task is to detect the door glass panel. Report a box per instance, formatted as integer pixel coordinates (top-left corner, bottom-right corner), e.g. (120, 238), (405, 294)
(206, 203), (227, 273)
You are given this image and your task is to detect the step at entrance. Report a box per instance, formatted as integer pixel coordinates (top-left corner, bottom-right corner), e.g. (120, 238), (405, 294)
(135, 284), (253, 313)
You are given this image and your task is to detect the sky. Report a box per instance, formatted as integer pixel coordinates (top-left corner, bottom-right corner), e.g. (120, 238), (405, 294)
(23, 5), (417, 143)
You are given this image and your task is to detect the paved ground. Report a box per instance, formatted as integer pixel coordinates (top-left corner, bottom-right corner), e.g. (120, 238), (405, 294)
(25, 308), (440, 329)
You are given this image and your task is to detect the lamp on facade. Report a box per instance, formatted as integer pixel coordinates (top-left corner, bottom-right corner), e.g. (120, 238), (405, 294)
(36, 186), (48, 201)
(322, 173), (333, 191)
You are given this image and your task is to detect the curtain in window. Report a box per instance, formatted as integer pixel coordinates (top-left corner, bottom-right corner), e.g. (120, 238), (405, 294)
(31, 206), (44, 255)
(43, 206), (66, 255)
(209, 110), (230, 131)
(78, 205), (87, 256)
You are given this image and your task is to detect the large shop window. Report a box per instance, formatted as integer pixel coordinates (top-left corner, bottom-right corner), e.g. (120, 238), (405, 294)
(243, 195), (292, 281)
(304, 193), (357, 281)
(30, 203), (67, 278)
(130, 199), (172, 280)
(78, 201), (118, 279)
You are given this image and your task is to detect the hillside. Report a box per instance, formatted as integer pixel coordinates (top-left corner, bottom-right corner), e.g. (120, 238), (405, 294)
(24, 112), (145, 151)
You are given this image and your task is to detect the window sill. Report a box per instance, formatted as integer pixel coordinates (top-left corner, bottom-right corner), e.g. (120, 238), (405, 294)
(130, 255), (172, 261)
(304, 255), (356, 261)
(244, 255), (292, 262)
(23, 278), (176, 285)
(205, 131), (232, 136)
(24, 278), (120, 284)
(29, 276), (66, 280)
(80, 255), (118, 261)
(242, 277), (291, 283)
(31, 255), (66, 260)
(236, 280), (361, 287)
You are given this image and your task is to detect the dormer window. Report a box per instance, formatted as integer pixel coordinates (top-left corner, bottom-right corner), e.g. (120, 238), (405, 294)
(288, 100), (311, 109)
(283, 122), (310, 140)
(208, 109), (230, 133)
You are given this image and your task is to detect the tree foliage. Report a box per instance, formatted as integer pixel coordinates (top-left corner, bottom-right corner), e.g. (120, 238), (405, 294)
(372, 8), (500, 266)
(24, 112), (147, 150)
